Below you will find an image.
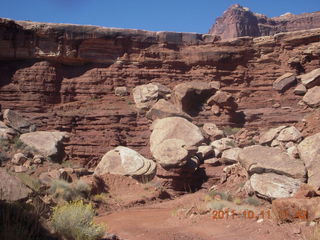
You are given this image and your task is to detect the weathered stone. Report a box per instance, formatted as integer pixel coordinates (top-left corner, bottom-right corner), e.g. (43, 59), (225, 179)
(273, 73), (296, 91)
(221, 148), (242, 164)
(259, 125), (287, 145)
(150, 117), (204, 154)
(0, 121), (16, 140)
(293, 84), (307, 95)
(298, 133), (320, 189)
(172, 81), (215, 115)
(0, 168), (31, 201)
(196, 145), (214, 160)
(33, 155), (44, 164)
(11, 153), (27, 165)
(3, 109), (35, 133)
(303, 86), (320, 107)
(153, 138), (189, 169)
(94, 146), (156, 181)
(209, 81), (221, 90)
(146, 99), (191, 121)
(238, 145), (306, 179)
(250, 173), (302, 199)
(114, 86), (128, 96)
(19, 131), (68, 161)
(299, 68), (320, 88)
(287, 146), (300, 159)
(204, 158), (220, 165)
(207, 91), (232, 106)
(277, 126), (302, 142)
(202, 123), (224, 140)
(210, 138), (235, 152)
(132, 82), (171, 110)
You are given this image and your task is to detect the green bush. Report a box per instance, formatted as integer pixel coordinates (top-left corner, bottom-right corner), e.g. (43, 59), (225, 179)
(223, 127), (241, 136)
(14, 173), (42, 192)
(51, 201), (105, 240)
(49, 180), (91, 203)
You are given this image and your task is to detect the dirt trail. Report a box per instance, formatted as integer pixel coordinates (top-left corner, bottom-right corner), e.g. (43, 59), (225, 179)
(97, 194), (306, 240)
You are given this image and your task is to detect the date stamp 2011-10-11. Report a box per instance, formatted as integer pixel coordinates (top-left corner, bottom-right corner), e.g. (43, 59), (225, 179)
(211, 209), (308, 220)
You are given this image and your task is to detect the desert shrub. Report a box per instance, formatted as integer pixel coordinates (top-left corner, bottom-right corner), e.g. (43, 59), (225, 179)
(49, 180), (91, 203)
(51, 201), (105, 240)
(244, 196), (261, 206)
(13, 137), (25, 150)
(0, 200), (54, 240)
(14, 173), (42, 192)
(223, 126), (241, 136)
(208, 190), (233, 202)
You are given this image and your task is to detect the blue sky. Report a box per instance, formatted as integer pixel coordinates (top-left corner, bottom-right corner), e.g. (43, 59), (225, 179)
(1, 1), (319, 33)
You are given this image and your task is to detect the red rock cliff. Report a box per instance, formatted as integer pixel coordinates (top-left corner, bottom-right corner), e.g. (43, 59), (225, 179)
(0, 17), (319, 165)
(209, 4), (320, 39)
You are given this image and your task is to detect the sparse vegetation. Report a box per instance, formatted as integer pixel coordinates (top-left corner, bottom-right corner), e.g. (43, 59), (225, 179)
(49, 179), (91, 203)
(14, 173), (42, 192)
(51, 201), (105, 240)
(208, 190), (233, 201)
(244, 196), (261, 206)
(223, 126), (241, 136)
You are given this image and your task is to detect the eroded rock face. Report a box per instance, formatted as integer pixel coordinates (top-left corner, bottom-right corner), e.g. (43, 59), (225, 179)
(19, 131), (68, 161)
(132, 83), (170, 110)
(259, 126), (287, 145)
(298, 133), (320, 189)
(173, 81), (215, 116)
(0, 168), (31, 201)
(238, 145), (306, 180)
(0, 17), (320, 164)
(209, 4), (320, 39)
(250, 173), (302, 199)
(94, 146), (156, 181)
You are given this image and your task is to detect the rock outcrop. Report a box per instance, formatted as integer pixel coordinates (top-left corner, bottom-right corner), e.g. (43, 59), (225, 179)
(298, 133), (320, 189)
(0, 16), (320, 164)
(238, 145), (306, 180)
(94, 146), (156, 182)
(19, 131), (68, 161)
(209, 4), (320, 39)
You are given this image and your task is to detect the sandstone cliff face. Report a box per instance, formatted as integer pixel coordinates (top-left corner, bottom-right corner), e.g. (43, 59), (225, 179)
(209, 4), (320, 40)
(0, 17), (319, 165)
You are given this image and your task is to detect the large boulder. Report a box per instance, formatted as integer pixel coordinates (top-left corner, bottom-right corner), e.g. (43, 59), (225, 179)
(259, 126), (287, 145)
(0, 168), (32, 201)
(206, 91), (238, 112)
(132, 82), (171, 110)
(19, 131), (68, 161)
(150, 117), (204, 170)
(152, 138), (189, 169)
(302, 86), (320, 108)
(298, 133), (320, 189)
(299, 68), (320, 88)
(250, 173), (302, 199)
(172, 81), (215, 116)
(3, 109), (35, 133)
(238, 145), (306, 180)
(94, 146), (156, 182)
(150, 117), (204, 154)
(277, 126), (302, 142)
(272, 73), (296, 92)
(146, 99), (191, 121)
